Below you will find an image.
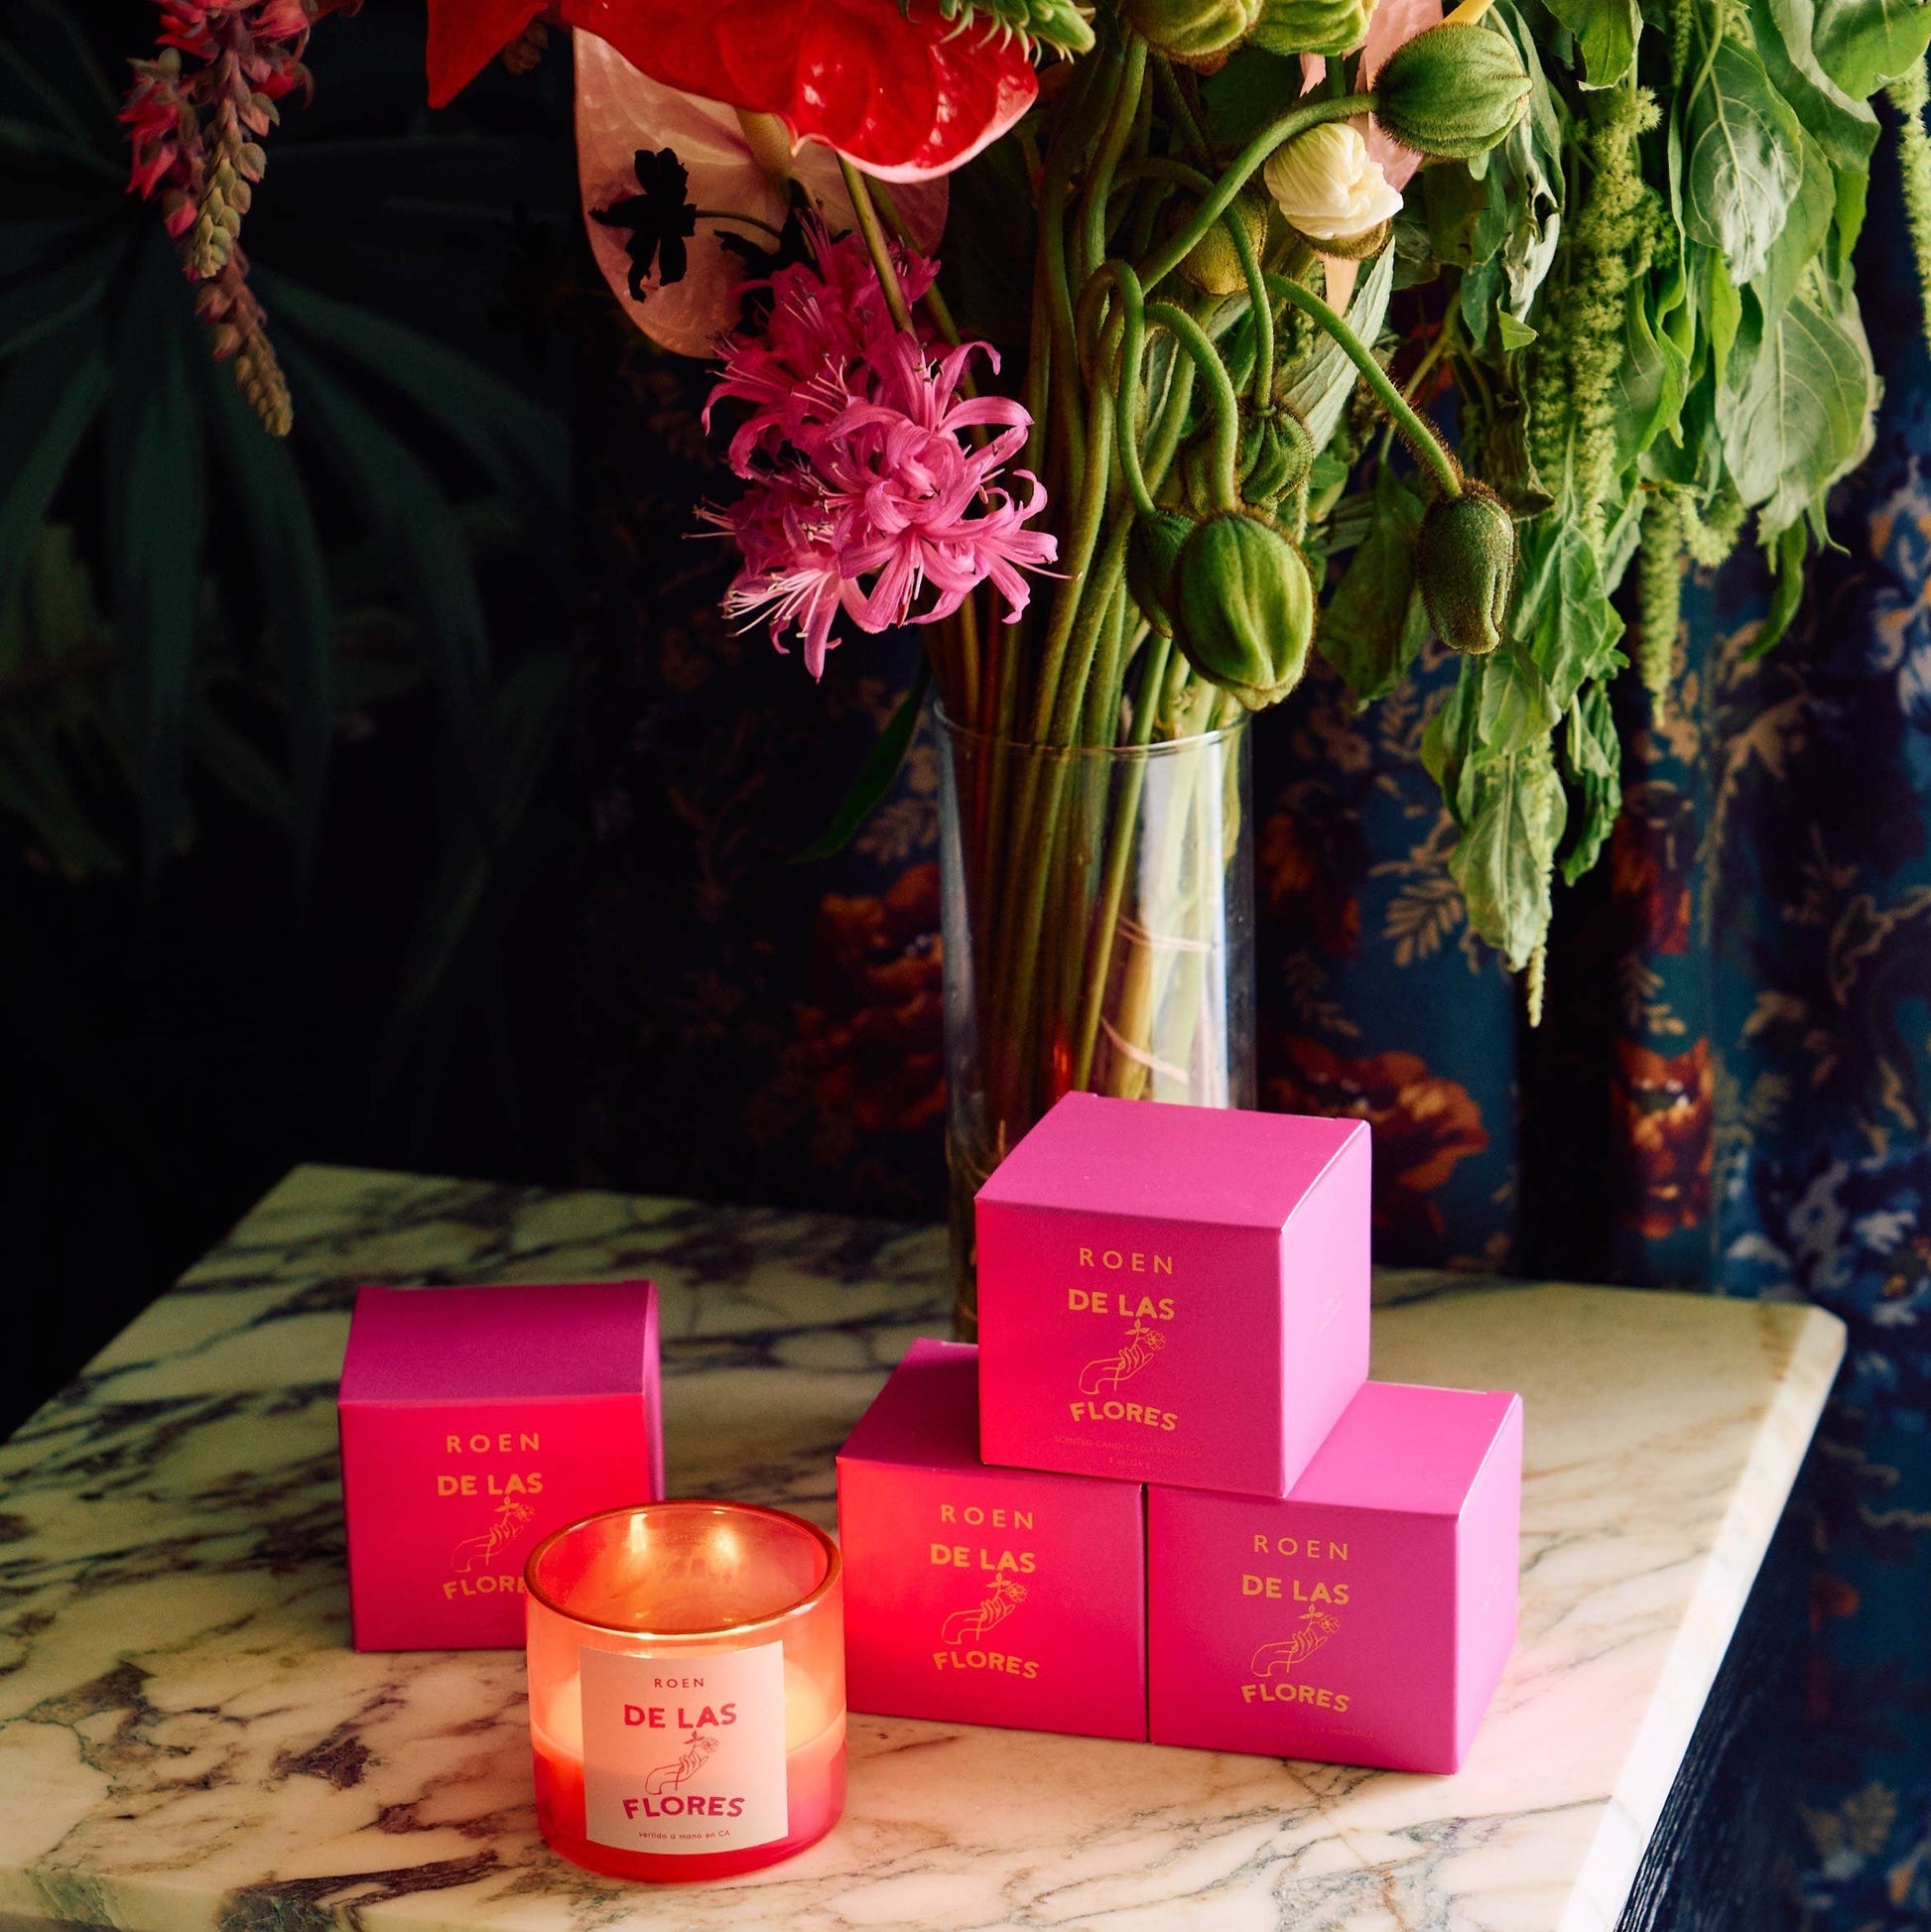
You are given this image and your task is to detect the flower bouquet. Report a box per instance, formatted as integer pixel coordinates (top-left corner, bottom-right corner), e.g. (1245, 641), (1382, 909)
(125, 0), (1931, 1321)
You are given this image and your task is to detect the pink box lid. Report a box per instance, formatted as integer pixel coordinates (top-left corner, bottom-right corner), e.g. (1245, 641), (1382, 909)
(1290, 1380), (1521, 1515)
(839, 1338), (984, 1469)
(975, 1092), (1366, 1231)
(339, 1280), (659, 1403)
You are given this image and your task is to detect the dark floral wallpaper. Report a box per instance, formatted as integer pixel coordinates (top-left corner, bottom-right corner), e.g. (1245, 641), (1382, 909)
(567, 166), (1931, 1932)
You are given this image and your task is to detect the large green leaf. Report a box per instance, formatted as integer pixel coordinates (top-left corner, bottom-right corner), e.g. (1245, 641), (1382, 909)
(1419, 644), (1559, 823)
(1812, 0), (1931, 94)
(1544, 0), (1640, 86)
(107, 238), (208, 883)
(1750, 0), (1881, 170)
(1280, 245), (1395, 453)
(1512, 514), (1625, 708)
(1560, 679), (1621, 884)
(378, 649), (572, 1104)
(1616, 271), (1688, 470)
(1496, 104), (1563, 325)
(280, 340), (496, 793)
(0, 240), (118, 359)
(260, 272), (569, 572)
(794, 662), (931, 861)
(1316, 467), (1427, 707)
(1684, 35), (1805, 287)
(203, 359), (337, 863)
(1423, 162), (1508, 271)
(1753, 131), (1838, 322)
(0, 318), (108, 614)
(1717, 269), (1877, 538)
(1448, 741), (1567, 969)
(0, 527), (125, 879)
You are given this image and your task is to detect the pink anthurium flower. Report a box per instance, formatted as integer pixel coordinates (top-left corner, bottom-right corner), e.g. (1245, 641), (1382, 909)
(1358, 0), (1445, 192)
(704, 225), (1056, 677)
(575, 35), (948, 356)
(1297, 0), (1442, 307)
(427, 0), (1037, 183)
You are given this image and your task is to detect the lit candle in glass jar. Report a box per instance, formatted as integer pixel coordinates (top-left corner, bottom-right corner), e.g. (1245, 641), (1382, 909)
(525, 1501), (845, 1880)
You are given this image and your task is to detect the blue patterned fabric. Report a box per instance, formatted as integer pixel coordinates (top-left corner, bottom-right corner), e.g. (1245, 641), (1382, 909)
(1698, 172), (1931, 1924)
(574, 176), (1931, 1932)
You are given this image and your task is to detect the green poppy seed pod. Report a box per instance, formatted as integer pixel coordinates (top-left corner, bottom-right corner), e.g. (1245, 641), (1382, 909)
(1127, 511), (1197, 637)
(1172, 511), (1316, 709)
(1373, 23), (1531, 161)
(1238, 404), (1315, 507)
(1249, 0), (1371, 58)
(1181, 194), (1270, 296)
(1121, 0), (1264, 64)
(1416, 483), (1518, 655)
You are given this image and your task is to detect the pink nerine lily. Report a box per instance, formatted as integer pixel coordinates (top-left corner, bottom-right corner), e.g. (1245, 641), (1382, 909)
(707, 228), (1056, 678)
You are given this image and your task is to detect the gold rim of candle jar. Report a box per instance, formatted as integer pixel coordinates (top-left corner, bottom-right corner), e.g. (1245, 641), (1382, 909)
(524, 1498), (841, 1640)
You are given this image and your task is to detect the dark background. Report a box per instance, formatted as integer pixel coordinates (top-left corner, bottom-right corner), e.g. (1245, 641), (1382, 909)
(1, 0), (947, 1440)
(6, 13), (1931, 1922)
(0, 0), (1782, 1433)
(3, 0), (589, 1436)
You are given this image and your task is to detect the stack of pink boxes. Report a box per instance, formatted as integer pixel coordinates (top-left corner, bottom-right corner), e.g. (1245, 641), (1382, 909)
(837, 1093), (1522, 1772)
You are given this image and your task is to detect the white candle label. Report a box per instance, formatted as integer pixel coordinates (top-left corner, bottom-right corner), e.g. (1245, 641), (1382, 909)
(578, 1641), (789, 1855)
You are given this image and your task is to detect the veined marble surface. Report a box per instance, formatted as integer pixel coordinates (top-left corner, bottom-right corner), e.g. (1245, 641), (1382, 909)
(0, 1165), (1843, 1932)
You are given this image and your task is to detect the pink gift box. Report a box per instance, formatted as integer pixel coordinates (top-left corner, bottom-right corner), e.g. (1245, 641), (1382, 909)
(1147, 1380), (1522, 1773)
(337, 1280), (664, 1651)
(837, 1339), (1147, 1741)
(975, 1094), (1371, 1496)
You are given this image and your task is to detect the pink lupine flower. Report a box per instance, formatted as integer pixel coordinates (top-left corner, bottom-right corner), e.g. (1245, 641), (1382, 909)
(706, 227), (1056, 677)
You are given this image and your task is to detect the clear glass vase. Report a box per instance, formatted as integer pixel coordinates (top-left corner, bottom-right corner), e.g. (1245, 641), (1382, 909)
(938, 708), (1256, 1338)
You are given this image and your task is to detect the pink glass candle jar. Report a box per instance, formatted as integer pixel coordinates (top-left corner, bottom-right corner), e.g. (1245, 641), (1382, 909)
(525, 1501), (844, 1881)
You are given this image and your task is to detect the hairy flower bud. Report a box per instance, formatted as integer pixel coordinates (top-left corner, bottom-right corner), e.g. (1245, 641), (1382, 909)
(1249, 0), (1371, 58)
(1127, 510), (1197, 637)
(1172, 511), (1316, 709)
(1238, 403), (1315, 506)
(1180, 193), (1269, 296)
(1373, 23), (1531, 160)
(1416, 483), (1518, 655)
(1121, 0), (1264, 64)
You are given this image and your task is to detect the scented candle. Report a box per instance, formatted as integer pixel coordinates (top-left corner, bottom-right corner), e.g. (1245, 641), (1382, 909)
(525, 1501), (844, 1881)
(1147, 1381), (1522, 1773)
(976, 1093), (1370, 1496)
(837, 1340), (1147, 1740)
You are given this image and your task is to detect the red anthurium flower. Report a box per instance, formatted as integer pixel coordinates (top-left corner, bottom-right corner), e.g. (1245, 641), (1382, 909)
(429, 0), (1037, 182)
(427, 0), (547, 108)
(576, 36), (947, 355)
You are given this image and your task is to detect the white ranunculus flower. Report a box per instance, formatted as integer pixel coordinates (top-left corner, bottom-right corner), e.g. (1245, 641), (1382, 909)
(1262, 122), (1403, 245)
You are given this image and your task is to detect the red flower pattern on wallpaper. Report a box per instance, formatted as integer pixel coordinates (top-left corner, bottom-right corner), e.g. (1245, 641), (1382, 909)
(785, 862), (946, 1144)
(1258, 801), (1361, 959)
(1609, 1036), (1713, 1239)
(1609, 780), (1699, 957)
(1267, 1037), (1487, 1245)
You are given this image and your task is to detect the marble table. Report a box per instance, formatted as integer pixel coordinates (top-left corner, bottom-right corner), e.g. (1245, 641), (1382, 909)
(0, 1165), (1844, 1932)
